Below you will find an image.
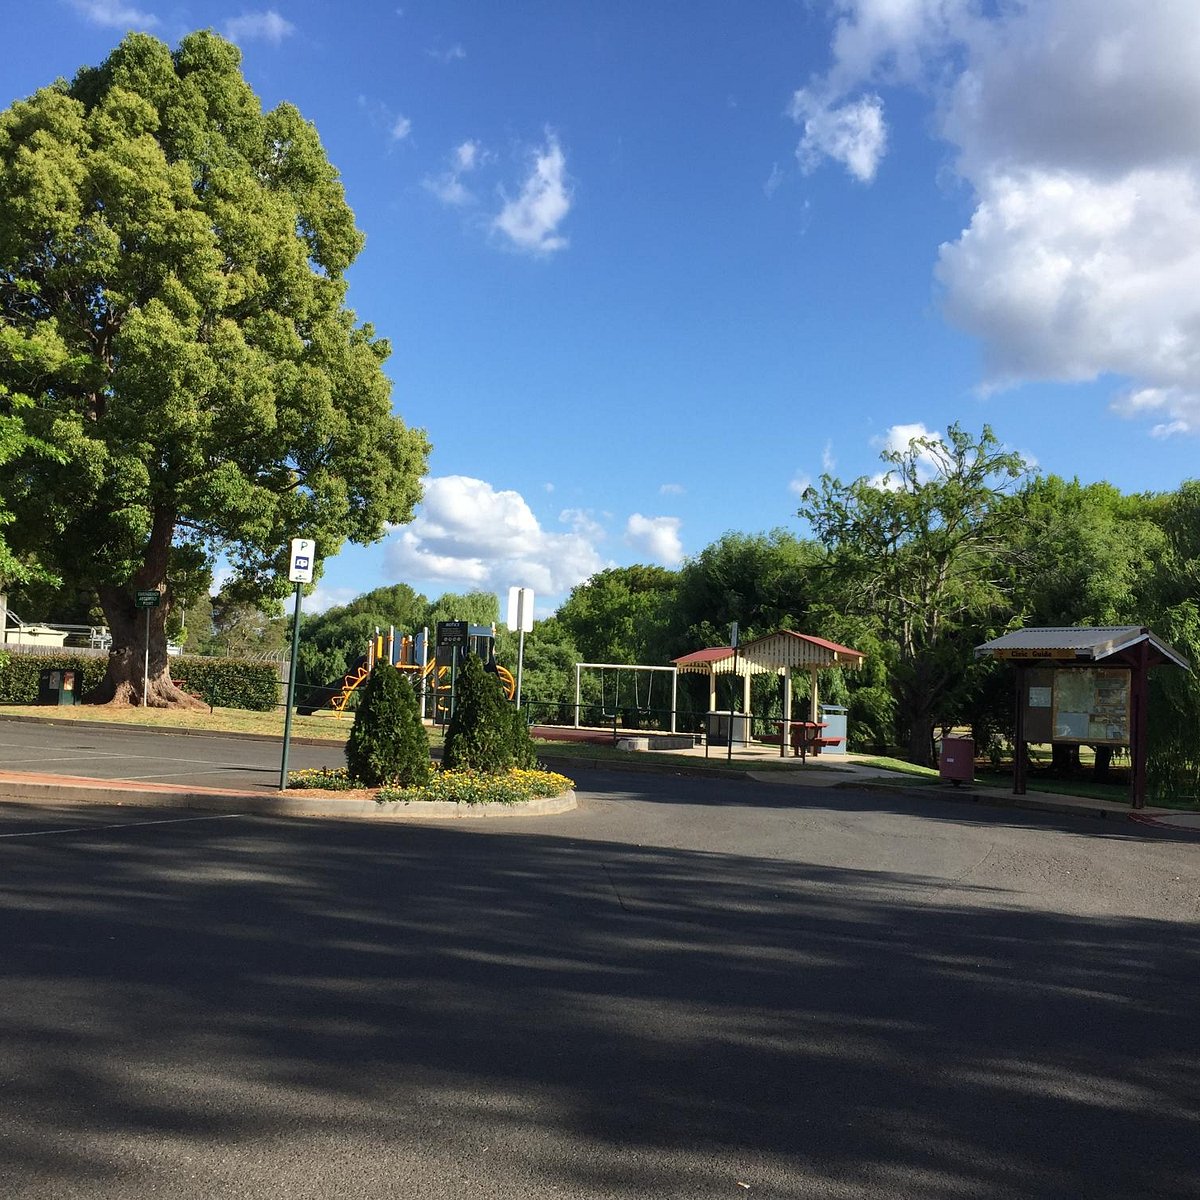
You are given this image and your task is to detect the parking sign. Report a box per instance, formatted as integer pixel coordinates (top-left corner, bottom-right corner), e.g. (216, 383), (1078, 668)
(289, 538), (316, 583)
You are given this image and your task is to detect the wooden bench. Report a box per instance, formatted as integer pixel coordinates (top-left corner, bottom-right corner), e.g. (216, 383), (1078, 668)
(812, 736), (843, 753)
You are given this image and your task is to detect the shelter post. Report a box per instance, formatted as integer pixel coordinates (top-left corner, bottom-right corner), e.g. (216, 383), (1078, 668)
(1131, 637), (1150, 809)
(1013, 664), (1027, 795)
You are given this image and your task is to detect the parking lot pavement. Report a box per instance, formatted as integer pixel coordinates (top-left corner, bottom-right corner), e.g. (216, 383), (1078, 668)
(2, 767), (1199, 1199)
(0, 718), (344, 791)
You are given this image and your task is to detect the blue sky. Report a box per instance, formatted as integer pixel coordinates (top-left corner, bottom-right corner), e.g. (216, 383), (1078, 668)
(6, 1), (1200, 616)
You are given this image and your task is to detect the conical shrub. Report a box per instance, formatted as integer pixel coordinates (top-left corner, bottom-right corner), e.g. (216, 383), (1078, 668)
(443, 651), (514, 773)
(346, 663), (431, 787)
(509, 705), (539, 770)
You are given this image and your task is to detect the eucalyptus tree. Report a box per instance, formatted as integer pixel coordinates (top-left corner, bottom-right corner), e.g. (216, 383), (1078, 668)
(0, 32), (428, 704)
(799, 424), (1028, 764)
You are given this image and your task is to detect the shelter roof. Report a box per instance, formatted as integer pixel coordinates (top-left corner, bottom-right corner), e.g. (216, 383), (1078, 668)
(673, 631), (866, 676)
(739, 630), (865, 670)
(975, 626), (1189, 671)
(672, 646), (755, 676)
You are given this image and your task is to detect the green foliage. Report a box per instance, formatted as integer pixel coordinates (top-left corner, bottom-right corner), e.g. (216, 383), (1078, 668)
(800, 424), (1028, 764)
(671, 530), (823, 654)
(0, 31), (428, 693)
(442, 651), (514, 773)
(558, 565), (678, 664)
(0, 652), (108, 703)
(379, 767), (573, 806)
(345, 663), (430, 788)
(509, 705), (540, 769)
(0, 649), (274, 708)
(170, 654), (278, 711)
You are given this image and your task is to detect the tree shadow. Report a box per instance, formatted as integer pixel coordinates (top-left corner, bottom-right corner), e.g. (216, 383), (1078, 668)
(1, 808), (1197, 1198)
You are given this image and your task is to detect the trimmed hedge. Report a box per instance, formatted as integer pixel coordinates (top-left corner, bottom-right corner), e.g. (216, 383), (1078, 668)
(172, 655), (279, 712)
(0, 652), (108, 704)
(0, 650), (279, 711)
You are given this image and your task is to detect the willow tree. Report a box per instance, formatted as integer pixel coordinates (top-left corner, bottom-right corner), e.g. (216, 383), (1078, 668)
(0, 32), (428, 704)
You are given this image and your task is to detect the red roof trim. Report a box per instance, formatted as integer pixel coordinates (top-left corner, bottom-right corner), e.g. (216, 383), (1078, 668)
(671, 646), (733, 665)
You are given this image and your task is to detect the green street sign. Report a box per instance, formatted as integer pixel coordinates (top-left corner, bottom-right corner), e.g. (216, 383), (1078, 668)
(134, 590), (161, 608)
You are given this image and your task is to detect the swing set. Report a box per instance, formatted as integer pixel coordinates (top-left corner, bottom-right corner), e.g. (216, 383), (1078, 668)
(573, 662), (679, 732)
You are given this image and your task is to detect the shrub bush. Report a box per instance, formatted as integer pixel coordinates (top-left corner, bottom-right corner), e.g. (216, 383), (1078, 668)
(442, 652), (514, 773)
(0, 651), (108, 704)
(345, 663), (431, 787)
(0, 650), (278, 710)
(509, 705), (539, 770)
(172, 655), (278, 711)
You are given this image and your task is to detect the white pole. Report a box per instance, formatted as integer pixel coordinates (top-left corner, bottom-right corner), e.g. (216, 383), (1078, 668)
(670, 666), (678, 733)
(142, 607), (150, 707)
(574, 663), (581, 728)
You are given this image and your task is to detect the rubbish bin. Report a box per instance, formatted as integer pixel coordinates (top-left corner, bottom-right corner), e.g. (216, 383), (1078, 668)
(818, 705), (848, 755)
(38, 668), (80, 706)
(939, 736), (974, 786)
(706, 710), (751, 746)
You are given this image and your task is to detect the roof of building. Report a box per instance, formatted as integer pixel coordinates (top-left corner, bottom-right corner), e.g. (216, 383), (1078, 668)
(975, 626), (1190, 670)
(672, 630), (865, 675)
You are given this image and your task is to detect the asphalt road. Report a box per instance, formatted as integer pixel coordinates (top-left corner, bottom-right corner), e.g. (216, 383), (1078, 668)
(0, 717), (345, 789)
(1, 735), (1198, 1198)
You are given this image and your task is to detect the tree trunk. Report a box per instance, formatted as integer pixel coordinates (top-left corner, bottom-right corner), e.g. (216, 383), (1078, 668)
(1051, 742), (1080, 774)
(87, 507), (205, 709)
(907, 710), (937, 767)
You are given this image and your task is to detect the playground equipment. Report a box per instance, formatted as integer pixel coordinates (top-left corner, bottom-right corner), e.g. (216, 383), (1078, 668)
(573, 662), (679, 733)
(302, 624), (516, 719)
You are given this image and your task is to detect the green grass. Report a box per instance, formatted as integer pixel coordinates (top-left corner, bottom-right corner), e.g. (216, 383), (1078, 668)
(856, 756), (941, 782)
(0, 702), (350, 742)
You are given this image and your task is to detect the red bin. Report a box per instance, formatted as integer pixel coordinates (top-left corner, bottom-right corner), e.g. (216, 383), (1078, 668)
(939, 737), (975, 785)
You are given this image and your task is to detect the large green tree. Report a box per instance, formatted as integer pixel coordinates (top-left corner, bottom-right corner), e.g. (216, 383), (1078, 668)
(799, 424), (1028, 765)
(0, 32), (428, 704)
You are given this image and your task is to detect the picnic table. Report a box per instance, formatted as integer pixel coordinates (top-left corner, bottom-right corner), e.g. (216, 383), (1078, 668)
(776, 719), (827, 761)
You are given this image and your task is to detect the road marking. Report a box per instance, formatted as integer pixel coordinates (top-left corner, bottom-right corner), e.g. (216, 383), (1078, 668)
(0, 813), (245, 839)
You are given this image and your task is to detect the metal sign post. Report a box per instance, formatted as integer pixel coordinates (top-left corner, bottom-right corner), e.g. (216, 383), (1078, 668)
(280, 539), (315, 790)
(134, 589), (160, 707)
(506, 586), (535, 707)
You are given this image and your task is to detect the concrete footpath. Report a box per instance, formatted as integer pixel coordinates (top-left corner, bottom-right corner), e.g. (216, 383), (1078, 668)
(0, 711), (1195, 832)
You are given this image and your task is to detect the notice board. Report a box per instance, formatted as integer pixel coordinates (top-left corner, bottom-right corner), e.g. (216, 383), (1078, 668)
(1051, 668), (1131, 743)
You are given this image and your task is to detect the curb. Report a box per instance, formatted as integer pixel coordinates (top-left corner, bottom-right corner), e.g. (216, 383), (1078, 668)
(845, 778), (1174, 824)
(0, 773), (577, 821)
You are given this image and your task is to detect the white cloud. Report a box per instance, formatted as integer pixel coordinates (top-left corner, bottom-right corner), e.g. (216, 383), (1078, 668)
(391, 115), (412, 142)
(869, 423), (944, 488)
(624, 514), (683, 568)
(764, 162), (785, 198)
(559, 507), (607, 542)
(426, 43), (466, 63)
(821, 440), (836, 472)
(384, 476), (606, 598)
(424, 139), (483, 207)
(224, 10), (296, 45)
(788, 473), (812, 497)
(790, 89), (887, 183)
(659, 482), (685, 495)
(493, 133), (572, 255)
(69, 0), (158, 28)
(305, 585), (358, 615)
(796, 0), (1200, 434)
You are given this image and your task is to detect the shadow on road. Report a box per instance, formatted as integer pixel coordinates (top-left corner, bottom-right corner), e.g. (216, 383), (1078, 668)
(1, 809), (1197, 1198)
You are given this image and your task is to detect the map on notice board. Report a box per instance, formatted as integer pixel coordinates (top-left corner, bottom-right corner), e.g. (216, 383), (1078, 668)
(1052, 668), (1130, 743)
